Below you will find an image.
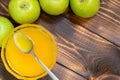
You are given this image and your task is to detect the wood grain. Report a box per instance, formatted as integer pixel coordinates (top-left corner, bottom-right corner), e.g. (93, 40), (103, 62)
(94, 74), (120, 80)
(65, 0), (120, 47)
(0, 0), (9, 17)
(0, 0), (120, 80)
(36, 13), (120, 79)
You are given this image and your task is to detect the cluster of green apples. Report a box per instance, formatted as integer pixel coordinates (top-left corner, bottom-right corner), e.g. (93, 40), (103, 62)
(0, 0), (100, 47)
(9, 0), (100, 24)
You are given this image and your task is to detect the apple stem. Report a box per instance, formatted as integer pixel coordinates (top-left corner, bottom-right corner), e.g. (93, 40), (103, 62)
(21, 4), (26, 8)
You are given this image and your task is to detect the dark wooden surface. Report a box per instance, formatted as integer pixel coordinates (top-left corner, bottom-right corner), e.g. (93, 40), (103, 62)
(0, 0), (120, 80)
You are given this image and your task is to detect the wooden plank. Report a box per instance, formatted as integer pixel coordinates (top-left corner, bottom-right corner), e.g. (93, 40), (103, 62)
(52, 64), (87, 80)
(36, 13), (120, 79)
(41, 64), (87, 80)
(0, 0), (120, 80)
(0, 0), (9, 17)
(94, 74), (120, 80)
(64, 0), (120, 47)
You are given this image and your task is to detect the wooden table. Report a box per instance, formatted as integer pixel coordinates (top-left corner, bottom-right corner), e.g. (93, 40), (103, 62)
(0, 0), (120, 80)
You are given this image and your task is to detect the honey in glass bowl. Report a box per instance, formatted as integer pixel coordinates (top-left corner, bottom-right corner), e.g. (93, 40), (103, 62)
(1, 24), (58, 79)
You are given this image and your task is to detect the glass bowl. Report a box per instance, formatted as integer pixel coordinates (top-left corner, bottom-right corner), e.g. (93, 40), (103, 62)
(1, 24), (58, 79)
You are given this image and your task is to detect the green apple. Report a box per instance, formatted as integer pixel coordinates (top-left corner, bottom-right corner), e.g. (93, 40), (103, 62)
(8, 0), (40, 24)
(0, 16), (14, 47)
(39, 0), (69, 15)
(70, 0), (100, 18)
